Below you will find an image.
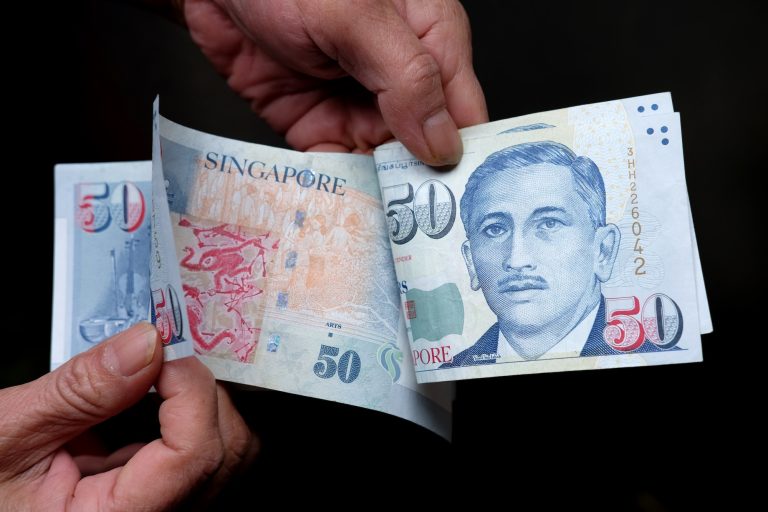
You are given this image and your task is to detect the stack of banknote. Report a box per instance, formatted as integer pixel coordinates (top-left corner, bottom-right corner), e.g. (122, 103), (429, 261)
(52, 93), (710, 438)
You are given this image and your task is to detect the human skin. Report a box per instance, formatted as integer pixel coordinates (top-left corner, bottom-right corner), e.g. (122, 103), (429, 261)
(0, 323), (258, 511)
(183, 0), (488, 165)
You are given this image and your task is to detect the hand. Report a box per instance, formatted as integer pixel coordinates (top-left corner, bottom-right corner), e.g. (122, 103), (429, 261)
(0, 323), (258, 511)
(184, 0), (488, 165)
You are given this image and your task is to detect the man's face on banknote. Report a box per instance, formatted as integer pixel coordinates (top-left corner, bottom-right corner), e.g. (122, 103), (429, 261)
(462, 163), (604, 336)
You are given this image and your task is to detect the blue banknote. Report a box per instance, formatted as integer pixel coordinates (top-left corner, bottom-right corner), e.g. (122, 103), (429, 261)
(52, 162), (152, 368)
(375, 93), (709, 382)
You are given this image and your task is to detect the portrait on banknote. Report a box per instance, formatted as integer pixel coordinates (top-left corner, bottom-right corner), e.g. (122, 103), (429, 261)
(443, 141), (651, 367)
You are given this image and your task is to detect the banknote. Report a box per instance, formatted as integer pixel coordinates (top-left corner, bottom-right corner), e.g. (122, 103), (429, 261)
(52, 162), (153, 369)
(374, 94), (706, 382)
(149, 100), (194, 360)
(154, 106), (453, 438)
(378, 92), (712, 335)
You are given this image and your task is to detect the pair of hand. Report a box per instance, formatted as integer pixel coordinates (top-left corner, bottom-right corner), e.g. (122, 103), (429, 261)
(2, 0), (486, 509)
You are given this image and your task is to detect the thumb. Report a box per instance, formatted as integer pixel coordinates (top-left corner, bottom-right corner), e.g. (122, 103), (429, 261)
(300, 0), (464, 166)
(1, 323), (161, 465)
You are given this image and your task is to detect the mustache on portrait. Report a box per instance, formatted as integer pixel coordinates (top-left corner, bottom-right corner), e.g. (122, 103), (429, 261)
(497, 273), (548, 292)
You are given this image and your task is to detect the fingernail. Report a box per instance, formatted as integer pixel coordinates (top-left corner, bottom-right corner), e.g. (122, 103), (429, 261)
(110, 323), (158, 377)
(423, 109), (462, 166)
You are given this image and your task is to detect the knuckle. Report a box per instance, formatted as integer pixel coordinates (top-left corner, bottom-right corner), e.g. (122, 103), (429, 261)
(53, 357), (109, 421)
(447, 0), (470, 29)
(225, 424), (256, 469)
(403, 51), (442, 93)
(197, 437), (225, 479)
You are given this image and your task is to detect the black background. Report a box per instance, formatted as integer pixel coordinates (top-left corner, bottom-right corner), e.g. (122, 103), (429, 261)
(4, 0), (762, 508)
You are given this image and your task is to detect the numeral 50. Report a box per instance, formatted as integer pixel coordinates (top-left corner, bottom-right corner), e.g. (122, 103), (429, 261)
(603, 293), (683, 351)
(151, 285), (184, 344)
(77, 182), (145, 233)
(383, 180), (456, 244)
(313, 344), (361, 383)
